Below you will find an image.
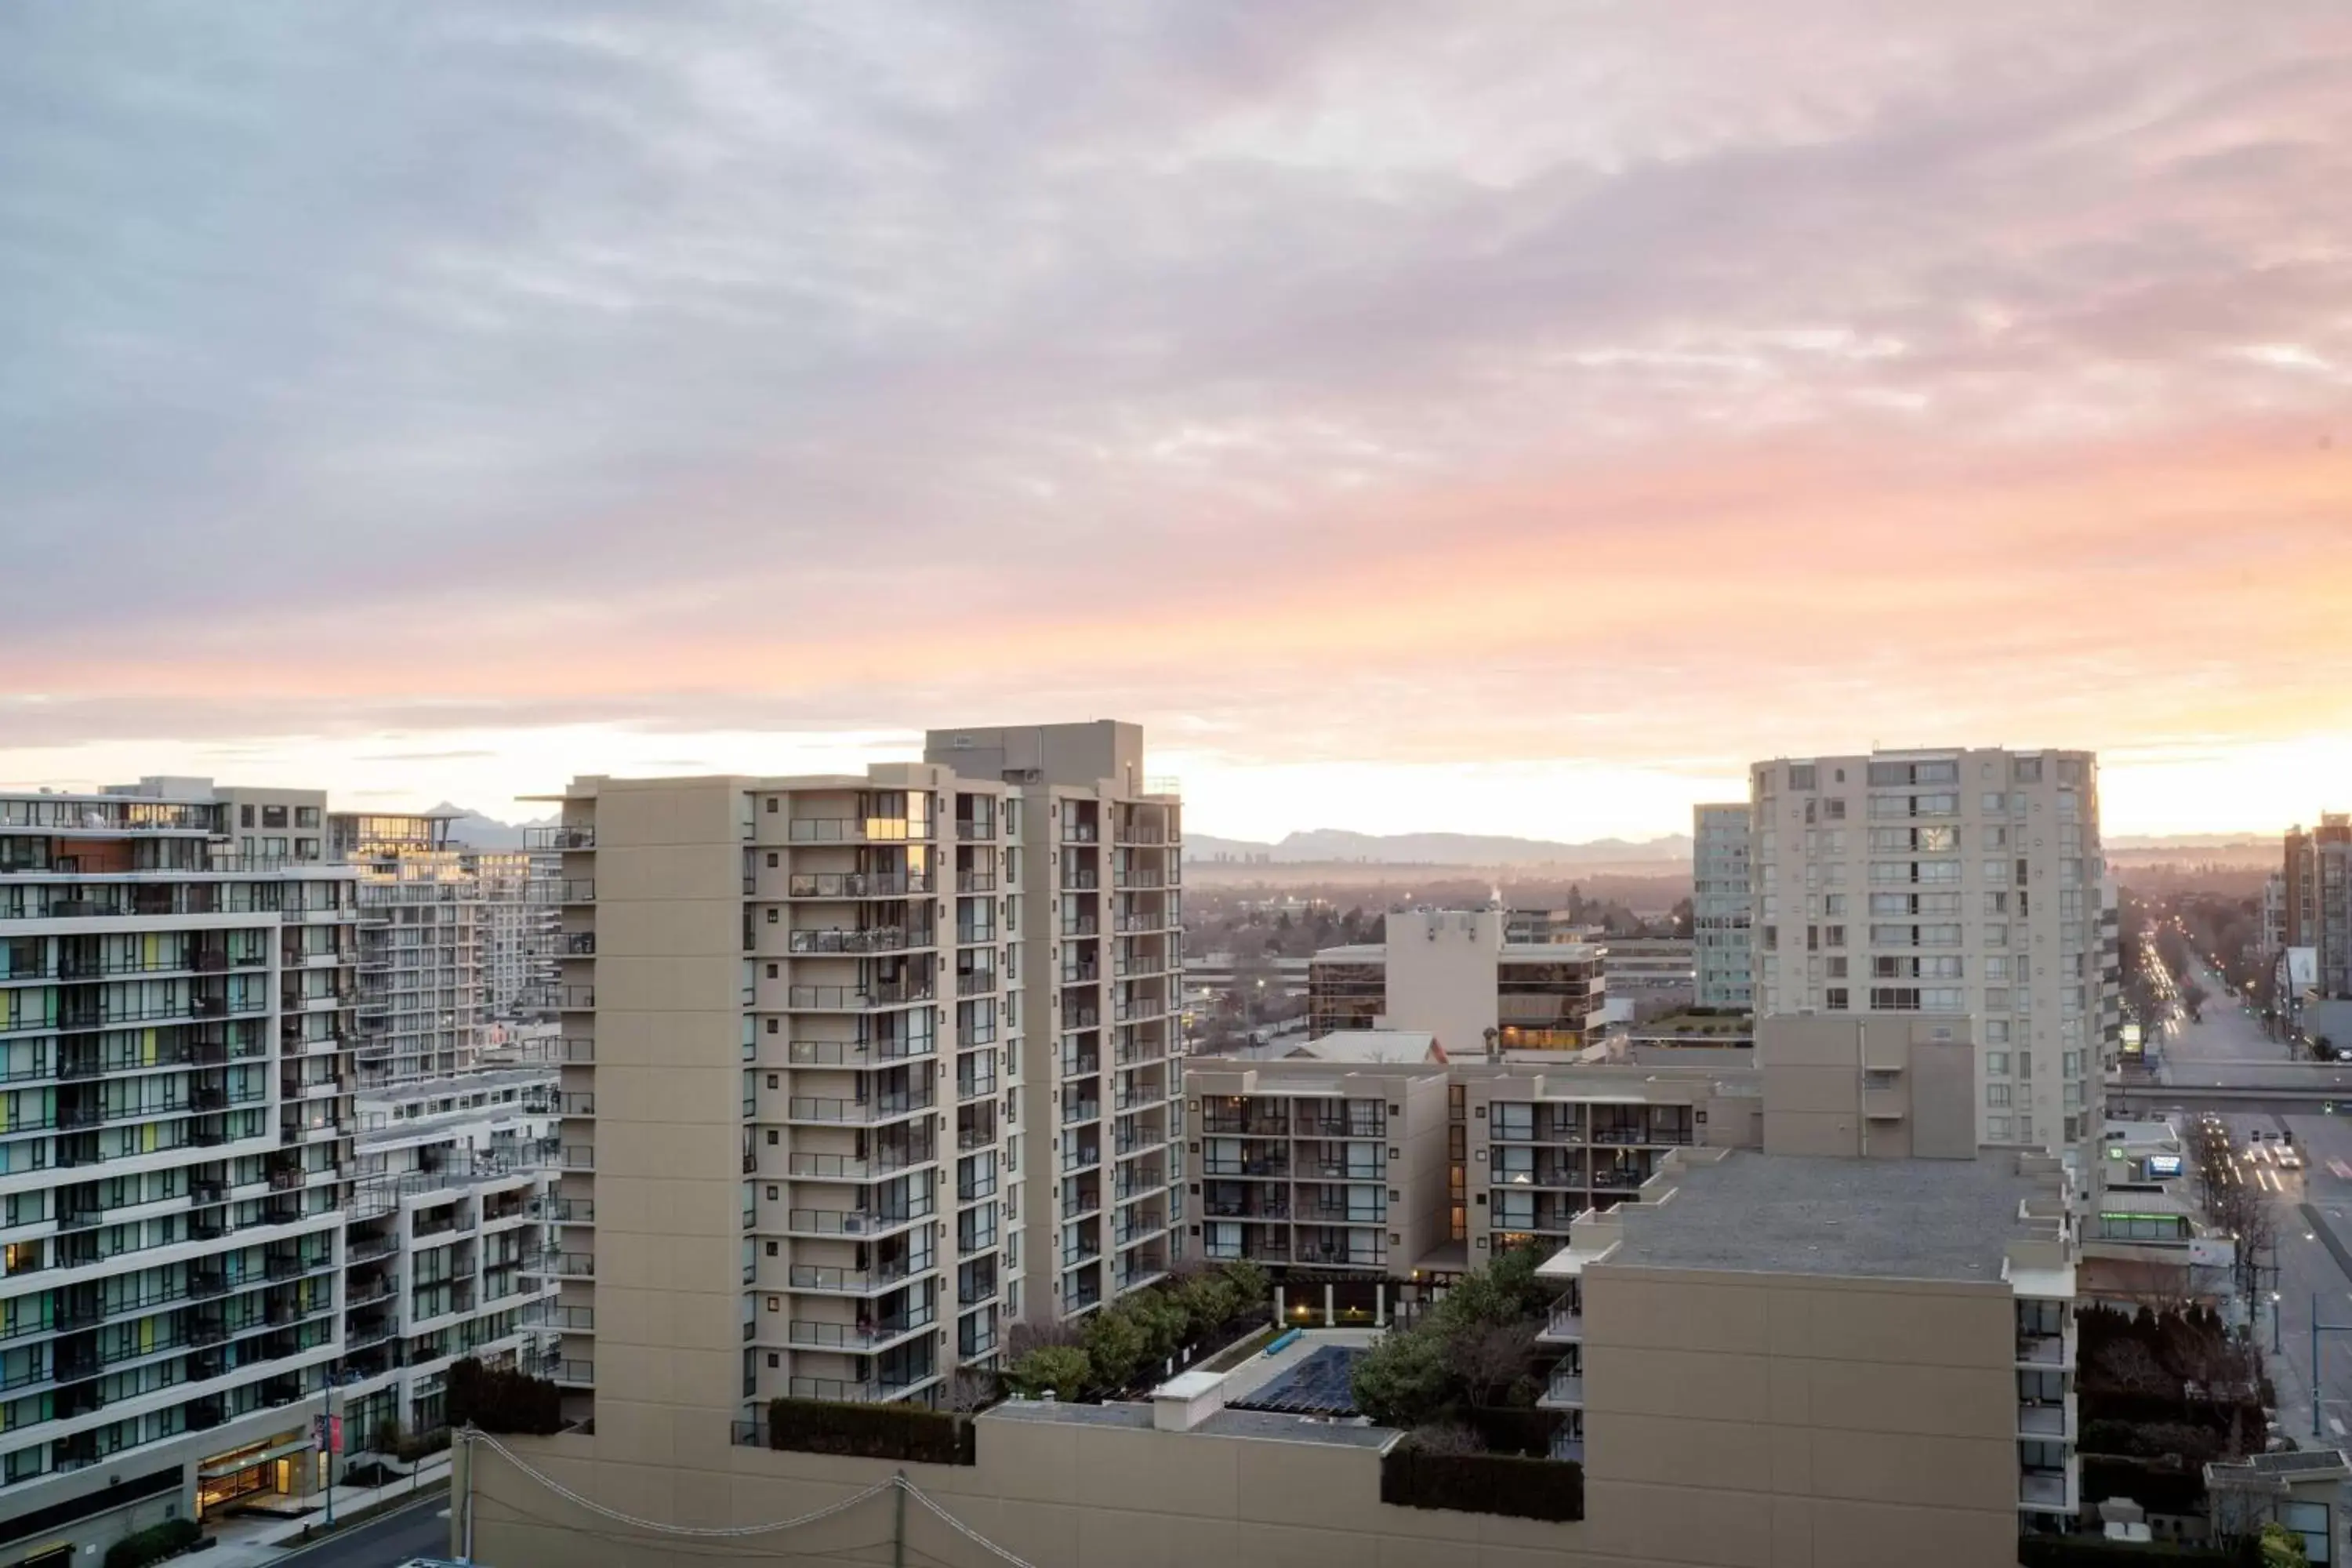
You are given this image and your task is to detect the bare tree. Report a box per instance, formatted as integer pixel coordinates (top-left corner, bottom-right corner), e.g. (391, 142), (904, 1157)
(1445, 1319), (1538, 1408)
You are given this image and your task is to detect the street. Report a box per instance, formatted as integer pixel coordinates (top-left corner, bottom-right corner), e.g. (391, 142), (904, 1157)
(269, 1497), (449, 1568)
(2152, 951), (2352, 1443)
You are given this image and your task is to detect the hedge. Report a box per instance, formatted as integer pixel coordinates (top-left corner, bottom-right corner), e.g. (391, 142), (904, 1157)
(1462, 1405), (1565, 1458)
(766, 1397), (975, 1466)
(2080, 1392), (2256, 1433)
(104, 1519), (201, 1568)
(448, 1358), (563, 1436)
(1380, 1446), (1583, 1522)
(2018, 1535), (2258, 1568)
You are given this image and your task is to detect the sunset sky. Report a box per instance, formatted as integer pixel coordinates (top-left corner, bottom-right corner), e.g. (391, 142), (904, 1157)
(4, 4), (2349, 843)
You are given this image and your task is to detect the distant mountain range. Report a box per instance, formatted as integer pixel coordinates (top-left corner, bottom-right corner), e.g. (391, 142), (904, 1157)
(431, 804), (548, 851)
(1185, 829), (1693, 867)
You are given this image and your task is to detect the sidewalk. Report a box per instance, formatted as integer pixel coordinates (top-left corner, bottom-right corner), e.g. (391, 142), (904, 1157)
(203, 1454), (451, 1568)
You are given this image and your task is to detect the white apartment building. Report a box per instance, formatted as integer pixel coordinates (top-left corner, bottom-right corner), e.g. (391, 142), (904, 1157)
(1691, 803), (1752, 1010)
(475, 851), (553, 1022)
(332, 812), (486, 1090)
(335, 1069), (561, 1452)
(0, 780), (362, 1542)
(528, 720), (1181, 1423)
(1747, 750), (2120, 1158)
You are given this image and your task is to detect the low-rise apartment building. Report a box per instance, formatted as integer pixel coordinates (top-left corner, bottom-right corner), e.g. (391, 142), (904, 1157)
(334, 1069), (561, 1451)
(1305, 909), (1606, 1052)
(461, 1129), (2083, 1568)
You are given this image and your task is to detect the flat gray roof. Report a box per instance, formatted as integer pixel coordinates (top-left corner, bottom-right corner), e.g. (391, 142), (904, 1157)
(1607, 1151), (2043, 1283)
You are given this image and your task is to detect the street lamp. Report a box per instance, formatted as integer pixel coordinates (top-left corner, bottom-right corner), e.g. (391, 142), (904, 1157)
(2272, 1291), (2284, 1356)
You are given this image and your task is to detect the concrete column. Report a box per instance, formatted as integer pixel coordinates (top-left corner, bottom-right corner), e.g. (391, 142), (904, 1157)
(1323, 1283), (1334, 1327)
(1273, 1285), (1284, 1324)
(1376, 1283), (1387, 1327)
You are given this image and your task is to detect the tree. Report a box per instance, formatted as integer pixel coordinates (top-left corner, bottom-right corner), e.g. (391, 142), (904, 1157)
(1082, 1304), (1149, 1389)
(1177, 1272), (1238, 1338)
(1406, 1422), (1487, 1455)
(2263, 1522), (2311, 1567)
(1219, 1257), (1271, 1319)
(1007, 1345), (1091, 1399)
(1128, 1289), (1190, 1365)
(1350, 1323), (1451, 1428)
(1445, 1319), (1538, 1407)
(942, 1369), (995, 1436)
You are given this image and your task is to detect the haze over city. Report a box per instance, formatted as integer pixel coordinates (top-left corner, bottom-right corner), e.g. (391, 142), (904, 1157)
(5, 2), (2350, 840)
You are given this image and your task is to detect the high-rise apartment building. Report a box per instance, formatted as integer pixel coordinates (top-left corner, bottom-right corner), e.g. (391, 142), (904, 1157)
(0, 780), (361, 1536)
(527, 720), (1181, 1426)
(2285, 816), (2352, 999)
(332, 812), (485, 1089)
(1304, 909), (1606, 1051)
(475, 851), (553, 1022)
(1691, 803), (1752, 1010)
(1746, 749), (2118, 1157)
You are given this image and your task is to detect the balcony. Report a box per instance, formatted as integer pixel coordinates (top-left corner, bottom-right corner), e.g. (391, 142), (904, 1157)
(2020, 1461), (2078, 1515)
(786, 872), (934, 899)
(786, 1148), (933, 1181)
(786, 1374), (935, 1404)
(2017, 1394), (2077, 1442)
(786, 1091), (936, 1126)
(787, 1037), (935, 1068)
(1538, 1371), (1585, 1409)
(954, 819), (996, 842)
(786, 817), (928, 844)
(786, 982), (937, 1011)
(788, 1261), (913, 1294)
(527, 826), (597, 851)
(1539, 1308), (1584, 1343)
(784, 1204), (933, 1238)
(787, 927), (935, 956)
(955, 971), (996, 996)
(787, 1314), (934, 1352)
(1061, 1099), (1102, 1127)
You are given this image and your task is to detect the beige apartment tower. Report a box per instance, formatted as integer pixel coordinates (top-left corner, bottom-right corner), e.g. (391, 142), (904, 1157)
(529, 722), (1181, 1426)
(1748, 748), (2120, 1159)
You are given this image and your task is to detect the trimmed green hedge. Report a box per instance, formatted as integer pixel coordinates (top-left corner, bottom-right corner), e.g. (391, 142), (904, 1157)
(766, 1398), (975, 1466)
(2018, 1535), (2256, 1568)
(1380, 1446), (1583, 1522)
(104, 1519), (201, 1568)
(448, 1357), (562, 1436)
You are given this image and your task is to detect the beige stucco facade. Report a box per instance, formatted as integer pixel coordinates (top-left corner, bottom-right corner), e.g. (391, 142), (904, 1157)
(1758, 1014), (1977, 1161)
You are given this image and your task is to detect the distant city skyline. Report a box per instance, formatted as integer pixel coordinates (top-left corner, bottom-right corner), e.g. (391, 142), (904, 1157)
(1, 725), (2340, 846)
(5, 6), (2348, 848)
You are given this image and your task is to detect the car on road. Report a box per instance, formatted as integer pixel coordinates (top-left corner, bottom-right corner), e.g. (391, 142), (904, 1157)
(2279, 1147), (2304, 1171)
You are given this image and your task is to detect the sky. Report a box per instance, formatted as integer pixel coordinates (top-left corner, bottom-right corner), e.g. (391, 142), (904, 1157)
(3, 3), (2350, 844)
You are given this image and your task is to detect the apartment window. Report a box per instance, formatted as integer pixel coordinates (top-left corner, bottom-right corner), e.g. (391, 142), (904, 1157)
(1982, 859), (2008, 885)
(1824, 798), (1846, 820)
(1987, 1114), (2013, 1140)
(766, 797), (779, 812)
(766, 907), (779, 923)
(240, 804), (255, 827)
(1985, 926), (2008, 949)
(296, 838), (319, 860)
(767, 851), (779, 867)
(262, 805), (288, 828)
(1825, 988), (1849, 1011)
(1984, 891), (2008, 915)
(1985, 988), (2010, 1011)
(1987, 1084), (2012, 1107)
(1788, 764), (1817, 791)
(2013, 757), (2043, 783)
(1823, 925), (1845, 948)
(766, 1019), (779, 1034)
(1761, 925), (1778, 953)
(1986, 1051), (2009, 1075)
(296, 806), (321, 828)
(1823, 894), (1846, 917)
(766, 963), (778, 978)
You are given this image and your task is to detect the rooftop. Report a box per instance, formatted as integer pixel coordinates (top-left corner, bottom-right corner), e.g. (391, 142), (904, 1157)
(982, 1398), (1393, 1449)
(1606, 1150), (2050, 1284)
(1280, 1030), (1439, 1065)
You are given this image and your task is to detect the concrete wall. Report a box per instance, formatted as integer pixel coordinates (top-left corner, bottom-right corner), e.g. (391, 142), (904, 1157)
(924, 722), (1145, 796)
(1759, 1014), (1976, 1160)
(1383, 909), (1506, 1054)
(585, 778), (756, 1430)
(1578, 1265), (2024, 1568)
(466, 1413), (1620, 1568)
